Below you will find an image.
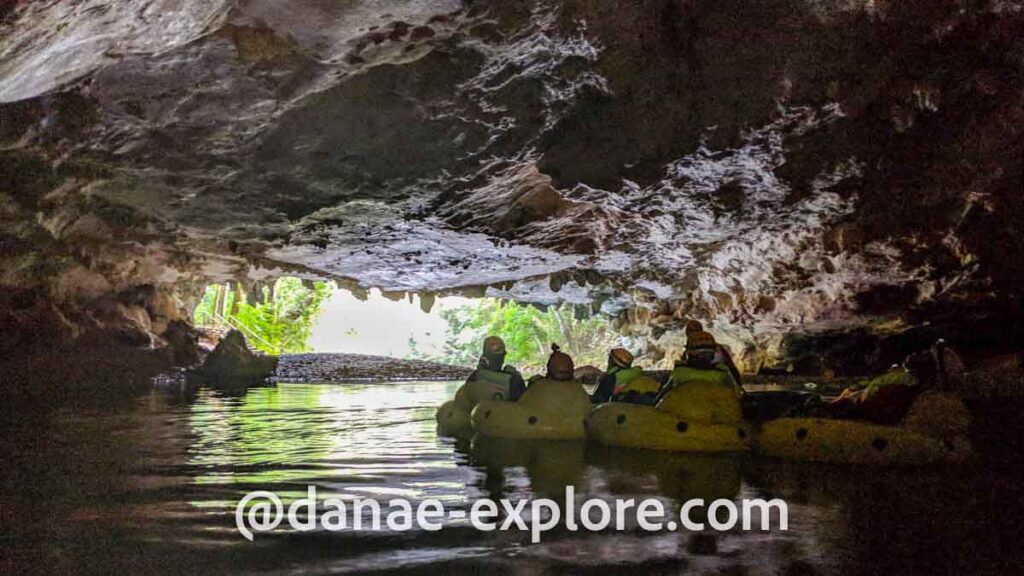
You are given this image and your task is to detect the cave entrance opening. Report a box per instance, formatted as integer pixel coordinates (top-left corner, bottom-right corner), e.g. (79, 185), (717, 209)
(192, 279), (621, 371)
(192, 278), (336, 356)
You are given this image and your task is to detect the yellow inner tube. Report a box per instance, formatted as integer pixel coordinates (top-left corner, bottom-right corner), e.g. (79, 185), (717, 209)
(757, 418), (971, 465)
(471, 378), (591, 440)
(469, 436), (588, 498)
(587, 374), (748, 452)
(455, 378), (510, 407)
(587, 403), (752, 452)
(656, 380), (742, 424)
(436, 379), (510, 436)
(435, 399), (472, 435)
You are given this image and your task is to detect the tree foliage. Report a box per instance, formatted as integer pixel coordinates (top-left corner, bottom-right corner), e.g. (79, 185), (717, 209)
(193, 278), (334, 355)
(416, 299), (621, 372)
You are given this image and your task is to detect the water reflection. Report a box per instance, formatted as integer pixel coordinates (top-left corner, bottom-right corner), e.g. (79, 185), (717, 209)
(587, 447), (742, 506)
(463, 437), (588, 500)
(2, 381), (1021, 575)
(187, 383), (471, 504)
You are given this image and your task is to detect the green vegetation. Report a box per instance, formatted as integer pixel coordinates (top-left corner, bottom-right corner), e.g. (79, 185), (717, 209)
(413, 299), (621, 372)
(193, 278), (334, 355)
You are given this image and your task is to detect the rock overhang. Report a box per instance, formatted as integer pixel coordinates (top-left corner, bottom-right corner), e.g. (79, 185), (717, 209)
(1, 0), (1022, 374)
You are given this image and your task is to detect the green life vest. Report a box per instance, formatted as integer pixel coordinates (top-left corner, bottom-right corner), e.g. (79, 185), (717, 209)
(610, 366), (645, 395)
(669, 363), (738, 391)
(474, 367), (515, 401)
(660, 363), (742, 423)
(861, 370), (917, 401)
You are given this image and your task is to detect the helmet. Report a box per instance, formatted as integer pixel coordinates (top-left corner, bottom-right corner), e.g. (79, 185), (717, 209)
(483, 336), (506, 355)
(547, 344), (575, 381)
(609, 348), (634, 368)
(904, 350), (937, 386)
(686, 331), (716, 350)
(685, 319), (704, 335)
(481, 335), (507, 370)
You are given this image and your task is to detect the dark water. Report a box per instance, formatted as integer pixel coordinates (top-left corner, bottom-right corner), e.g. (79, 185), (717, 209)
(2, 381), (1021, 575)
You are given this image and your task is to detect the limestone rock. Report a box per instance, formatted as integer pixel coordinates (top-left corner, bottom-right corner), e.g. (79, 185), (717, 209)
(971, 353), (1024, 398)
(1, 0), (1023, 385)
(162, 320), (200, 368)
(188, 330), (278, 390)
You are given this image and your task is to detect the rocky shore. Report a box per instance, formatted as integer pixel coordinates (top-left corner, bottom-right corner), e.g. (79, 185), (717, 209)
(275, 353), (472, 383)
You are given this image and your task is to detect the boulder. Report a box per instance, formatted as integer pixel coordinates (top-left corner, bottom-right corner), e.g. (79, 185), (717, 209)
(90, 301), (153, 347)
(970, 353), (1024, 398)
(162, 320), (200, 367)
(188, 330), (278, 390)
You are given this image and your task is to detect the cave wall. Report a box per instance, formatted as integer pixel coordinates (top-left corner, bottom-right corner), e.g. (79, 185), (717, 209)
(1, 0), (1022, 382)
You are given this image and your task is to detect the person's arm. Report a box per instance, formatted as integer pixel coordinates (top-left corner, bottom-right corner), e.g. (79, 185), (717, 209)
(717, 345), (743, 390)
(508, 372), (526, 402)
(591, 373), (616, 404)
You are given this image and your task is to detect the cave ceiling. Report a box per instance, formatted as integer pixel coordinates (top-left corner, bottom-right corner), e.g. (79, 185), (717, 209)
(1, 0), (1022, 354)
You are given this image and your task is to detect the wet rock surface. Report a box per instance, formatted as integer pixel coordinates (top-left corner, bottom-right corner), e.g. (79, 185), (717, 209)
(188, 329), (278, 389)
(276, 353), (472, 383)
(1, 0), (1023, 378)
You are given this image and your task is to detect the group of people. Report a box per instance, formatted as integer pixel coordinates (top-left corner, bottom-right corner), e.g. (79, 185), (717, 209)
(458, 319), (957, 428)
(461, 321), (742, 408)
(589, 321), (741, 406)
